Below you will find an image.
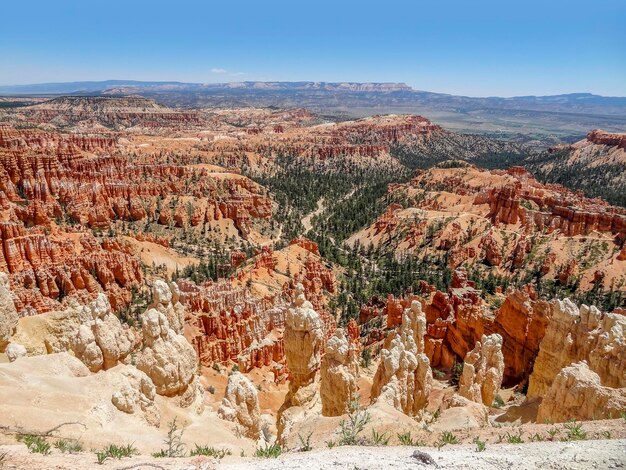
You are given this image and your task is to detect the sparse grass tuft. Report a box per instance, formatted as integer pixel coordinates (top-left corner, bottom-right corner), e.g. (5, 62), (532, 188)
(396, 431), (422, 446)
(326, 440), (336, 448)
(473, 437), (486, 452)
(297, 432), (313, 452)
(506, 430), (524, 444)
(563, 421), (587, 441)
(529, 433), (544, 442)
(0, 450), (8, 468)
(96, 443), (138, 464)
(255, 443), (281, 458)
(54, 439), (83, 454)
(436, 431), (459, 449)
(16, 435), (51, 455)
(189, 444), (231, 459)
(370, 429), (390, 446)
(547, 427), (559, 440)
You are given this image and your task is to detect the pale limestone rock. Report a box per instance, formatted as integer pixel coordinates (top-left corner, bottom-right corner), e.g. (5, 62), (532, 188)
(0, 272), (18, 352)
(371, 300), (433, 417)
(431, 395), (490, 431)
(320, 328), (359, 416)
(70, 293), (133, 372)
(277, 285), (324, 441)
(218, 371), (261, 439)
(283, 284), (323, 402)
(459, 333), (504, 406)
(111, 366), (160, 426)
(537, 361), (626, 423)
(528, 299), (626, 398)
(6, 342), (27, 362)
(135, 308), (198, 398)
(149, 280), (185, 335)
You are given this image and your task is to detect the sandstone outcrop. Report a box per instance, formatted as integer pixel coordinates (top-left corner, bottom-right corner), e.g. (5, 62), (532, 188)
(71, 293), (134, 372)
(371, 300), (433, 417)
(459, 333), (504, 406)
(283, 284), (323, 404)
(527, 299), (626, 399)
(111, 366), (160, 426)
(136, 308), (198, 398)
(537, 362), (626, 423)
(218, 371), (261, 439)
(149, 280), (185, 335)
(0, 272), (18, 351)
(320, 328), (359, 417)
(277, 284), (324, 441)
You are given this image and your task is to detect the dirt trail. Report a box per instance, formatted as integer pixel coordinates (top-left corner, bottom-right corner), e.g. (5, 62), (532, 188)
(301, 198), (325, 234)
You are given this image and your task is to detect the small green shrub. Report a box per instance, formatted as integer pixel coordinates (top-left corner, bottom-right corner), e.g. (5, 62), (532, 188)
(396, 431), (421, 446)
(189, 444), (231, 459)
(54, 439), (83, 454)
(492, 395), (505, 408)
(95, 450), (109, 465)
(255, 443), (281, 458)
(450, 362), (463, 389)
(473, 437), (486, 452)
(338, 400), (370, 446)
(436, 431), (459, 449)
(96, 443), (138, 463)
(563, 421), (587, 441)
(16, 435), (51, 455)
(153, 418), (186, 457)
(360, 349), (371, 368)
(547, 427), (559, 440)
(506, 430), (524, 444)
(326, 440), (336, 448)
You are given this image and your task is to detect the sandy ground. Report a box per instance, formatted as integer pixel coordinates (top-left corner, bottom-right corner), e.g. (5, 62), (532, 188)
(2, 439), (625, 469)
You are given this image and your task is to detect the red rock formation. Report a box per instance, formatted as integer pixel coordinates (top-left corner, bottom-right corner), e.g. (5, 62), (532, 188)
(289, 237), (320, 256)
(586, 129), (626, 149)
(0, 223), (142, 314)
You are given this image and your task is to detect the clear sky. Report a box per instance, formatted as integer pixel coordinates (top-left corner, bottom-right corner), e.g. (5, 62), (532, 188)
(1, 0), (624, 97)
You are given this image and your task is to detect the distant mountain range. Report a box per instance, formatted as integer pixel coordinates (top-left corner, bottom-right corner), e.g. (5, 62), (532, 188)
(1, 80), (625, 144)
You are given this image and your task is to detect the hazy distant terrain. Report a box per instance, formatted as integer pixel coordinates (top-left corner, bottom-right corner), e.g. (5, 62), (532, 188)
(1, 80), (625, 145)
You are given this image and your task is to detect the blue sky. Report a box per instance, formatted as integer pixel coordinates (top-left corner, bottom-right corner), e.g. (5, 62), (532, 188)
(1, 0), (624, 97)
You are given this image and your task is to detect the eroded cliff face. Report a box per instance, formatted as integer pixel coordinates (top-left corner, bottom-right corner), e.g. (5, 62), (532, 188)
(371, 301), (433, 417)
(0, 124), (272, 313)
(10, 96), (205, 130)
(182, 240), (338, 375)
(528, 299), (626, 398)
